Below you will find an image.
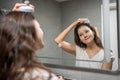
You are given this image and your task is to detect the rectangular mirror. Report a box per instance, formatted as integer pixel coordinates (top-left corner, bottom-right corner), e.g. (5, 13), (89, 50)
(27, 0), (119, 71)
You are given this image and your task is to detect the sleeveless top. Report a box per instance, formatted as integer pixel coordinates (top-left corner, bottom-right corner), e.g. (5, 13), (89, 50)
(76, 46), (104, 69)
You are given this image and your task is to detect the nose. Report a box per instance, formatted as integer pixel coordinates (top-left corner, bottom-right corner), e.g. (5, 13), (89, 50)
(83, 34), (88, 38)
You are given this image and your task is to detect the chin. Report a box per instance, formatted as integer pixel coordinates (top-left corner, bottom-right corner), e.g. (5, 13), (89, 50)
(84, 41), (92, 44)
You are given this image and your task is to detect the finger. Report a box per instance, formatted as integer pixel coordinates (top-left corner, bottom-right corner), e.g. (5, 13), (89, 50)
(78, 18), (88, 23)
(12, 3), (26, 11)
(29, 4), (35, 8)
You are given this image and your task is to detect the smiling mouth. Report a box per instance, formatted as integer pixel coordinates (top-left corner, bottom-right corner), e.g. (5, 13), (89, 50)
(85, 36), (90, 40)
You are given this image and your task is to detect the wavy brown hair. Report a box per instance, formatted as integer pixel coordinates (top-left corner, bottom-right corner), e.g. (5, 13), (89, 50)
(0, 11), (51, 80)
(74, 23), (103, 49)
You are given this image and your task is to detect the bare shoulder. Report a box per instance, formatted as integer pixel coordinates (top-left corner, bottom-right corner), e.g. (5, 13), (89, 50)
(23, 68), (58, 80)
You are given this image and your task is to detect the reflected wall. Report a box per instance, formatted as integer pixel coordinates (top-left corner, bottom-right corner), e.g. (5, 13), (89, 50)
(0, 0), (22, 10)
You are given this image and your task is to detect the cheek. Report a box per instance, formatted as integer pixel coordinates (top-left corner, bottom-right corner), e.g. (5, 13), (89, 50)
(79, 36), (84, 42)
(37, 28), (43, 40)
(90, 32), (95, 39)
(35, 27), (44, 49)
(33, 20), (44, 50)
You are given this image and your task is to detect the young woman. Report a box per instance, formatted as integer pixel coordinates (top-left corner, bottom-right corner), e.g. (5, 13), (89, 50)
(0, 5), (63, 80)
(54, 18), (114, 70)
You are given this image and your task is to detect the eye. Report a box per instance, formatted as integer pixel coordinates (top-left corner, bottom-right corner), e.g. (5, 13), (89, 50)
(79, 33), (83, 37)
(85, 30), (89, 33)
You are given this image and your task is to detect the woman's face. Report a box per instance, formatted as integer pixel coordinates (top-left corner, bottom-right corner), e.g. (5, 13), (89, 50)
(77, 25), (94, 44)
(33, 20), (44, 50)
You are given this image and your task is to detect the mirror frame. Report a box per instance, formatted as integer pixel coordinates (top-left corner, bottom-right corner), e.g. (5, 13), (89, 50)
(117, 0), (120, 59)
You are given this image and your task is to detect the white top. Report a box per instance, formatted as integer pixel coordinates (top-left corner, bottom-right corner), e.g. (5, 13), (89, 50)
(76, 46), (115, 69)
(23, 68), (58, 80)
(76, 46), (104, 69)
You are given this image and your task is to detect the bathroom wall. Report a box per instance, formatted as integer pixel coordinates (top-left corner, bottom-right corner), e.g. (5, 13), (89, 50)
(0, 0), (22, 10)
(30, 0), (63, 64)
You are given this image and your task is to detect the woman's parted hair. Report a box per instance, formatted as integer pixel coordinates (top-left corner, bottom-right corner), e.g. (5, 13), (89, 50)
(74, 23), (103, 49)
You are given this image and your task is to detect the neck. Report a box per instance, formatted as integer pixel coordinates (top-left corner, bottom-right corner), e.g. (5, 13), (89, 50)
(86, 41), (97, 49)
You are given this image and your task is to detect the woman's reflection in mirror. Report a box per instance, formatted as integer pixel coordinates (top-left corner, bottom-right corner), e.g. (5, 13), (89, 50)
(54, 18), (114, 70)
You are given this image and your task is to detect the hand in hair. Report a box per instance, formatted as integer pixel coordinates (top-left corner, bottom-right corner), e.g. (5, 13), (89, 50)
(12, 3), (34, 11)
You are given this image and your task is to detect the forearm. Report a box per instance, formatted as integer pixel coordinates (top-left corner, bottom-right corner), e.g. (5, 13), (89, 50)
(54, 21), (78, 44)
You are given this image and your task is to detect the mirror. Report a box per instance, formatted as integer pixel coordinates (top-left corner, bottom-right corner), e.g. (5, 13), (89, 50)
(28, 0), (118, 71)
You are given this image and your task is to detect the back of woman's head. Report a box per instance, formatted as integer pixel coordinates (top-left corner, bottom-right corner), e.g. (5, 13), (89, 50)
(74, 22), (103, 48)
(0, 11), (39, 80)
